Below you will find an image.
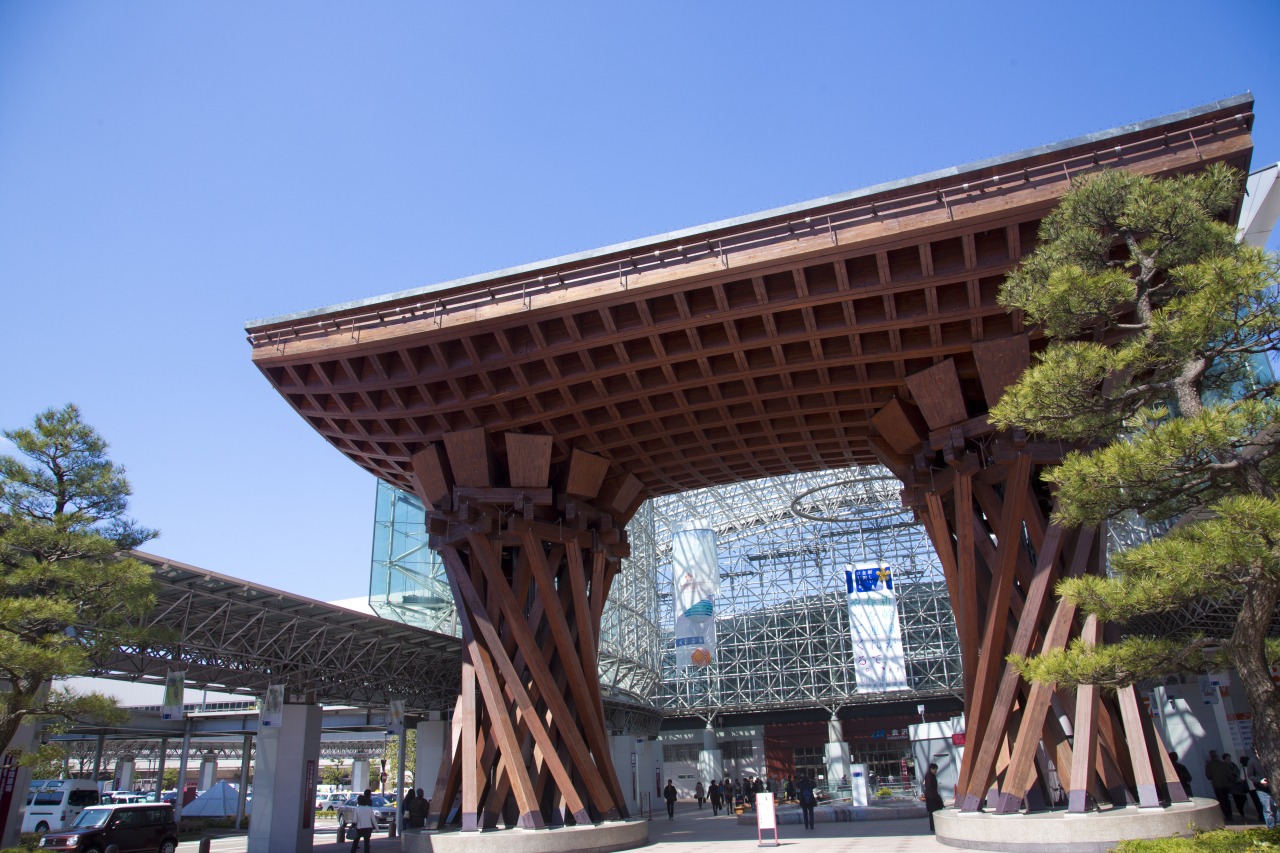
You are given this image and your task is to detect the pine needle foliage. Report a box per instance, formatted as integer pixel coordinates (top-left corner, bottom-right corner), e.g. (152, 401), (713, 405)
(990, 164), (1280, 788)
(0, 405), (160, 766)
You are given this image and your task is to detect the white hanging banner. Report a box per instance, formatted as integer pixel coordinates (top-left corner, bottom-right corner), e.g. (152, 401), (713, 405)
(672, 524), (718, 669)
(161, 671), (185, 721)
(259, 684), (285, 728)
(387, 700), (405, 736)
(846, 562), (909, 693)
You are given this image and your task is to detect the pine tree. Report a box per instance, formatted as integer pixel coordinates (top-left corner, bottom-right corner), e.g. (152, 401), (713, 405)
(0, 405), (159, 763)
(991, 164), (1280, 795)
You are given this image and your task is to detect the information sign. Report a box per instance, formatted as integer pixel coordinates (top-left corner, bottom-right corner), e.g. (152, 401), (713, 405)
(755, 792), (778, 846)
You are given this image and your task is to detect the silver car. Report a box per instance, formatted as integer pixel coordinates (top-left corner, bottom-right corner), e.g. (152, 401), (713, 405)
(336, 795), (396, 829)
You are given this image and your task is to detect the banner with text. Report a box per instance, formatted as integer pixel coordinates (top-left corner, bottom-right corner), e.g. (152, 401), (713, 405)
(672, 524), (718, 669)
(845, 563), (908, 693)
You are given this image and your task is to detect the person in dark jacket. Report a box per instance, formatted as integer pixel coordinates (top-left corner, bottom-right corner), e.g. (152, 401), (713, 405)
(664, 779), (678, 820)
(409, 787), (428, 828)
(1206, 750), (1234, 820)
(797, 773), (817, 830)
(1169, 752), (1192, 792)
(923, 764), (945, 832)
(708, 780), (723, 815)
(401, 789), (416, 830)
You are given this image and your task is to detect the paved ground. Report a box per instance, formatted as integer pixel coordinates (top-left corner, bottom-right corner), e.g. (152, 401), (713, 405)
(177, 802), (950, 852)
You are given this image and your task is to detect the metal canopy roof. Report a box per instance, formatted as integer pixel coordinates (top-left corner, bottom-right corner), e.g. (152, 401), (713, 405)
(93, 552), (462, 712)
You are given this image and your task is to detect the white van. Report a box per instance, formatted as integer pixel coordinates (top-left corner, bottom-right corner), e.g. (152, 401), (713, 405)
(22, 779), (101, 834)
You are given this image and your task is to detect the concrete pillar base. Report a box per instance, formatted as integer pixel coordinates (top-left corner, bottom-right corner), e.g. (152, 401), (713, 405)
(934, 798), (1224, 852)
(401, 820), (648, 853)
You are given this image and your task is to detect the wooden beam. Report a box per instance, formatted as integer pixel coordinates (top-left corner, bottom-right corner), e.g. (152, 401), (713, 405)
(410, 443), (452, 507)
(443, 428), (493, 488)
(958, 452), (1031, 810)
(906, 359), (969, 430)
(563, 448), (610, 498)
(1067, 614), (1102, 813)
(993, 526), (1096, 808)
(1117, 685), (1162, 808)
(505, 432), (553, 487)
(870, 398), (929, 454)
(442, 546), (590, 824)
(463, 532), (616, 818)
(970, 514), (1067, 812)
(971, 335), (1030, 409)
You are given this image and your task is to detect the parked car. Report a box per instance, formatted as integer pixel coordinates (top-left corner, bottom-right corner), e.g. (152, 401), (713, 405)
(335, 795), (396, 829)
(22, 780), (100, 834)
(37, 801), (178, 853)
(316, 791), (348, 811)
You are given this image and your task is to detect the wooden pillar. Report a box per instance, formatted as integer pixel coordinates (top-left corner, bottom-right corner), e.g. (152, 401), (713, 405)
(411, 430), (638, 830)
(871, 348), (1174, 817)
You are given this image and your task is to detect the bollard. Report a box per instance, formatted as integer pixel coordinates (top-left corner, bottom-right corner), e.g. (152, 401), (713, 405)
(389, 820), (397, 838)
(337, 822), (346, 844)
(198, 838), (212, 853)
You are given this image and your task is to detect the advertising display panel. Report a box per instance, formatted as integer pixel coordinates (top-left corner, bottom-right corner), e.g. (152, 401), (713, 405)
(845, 562), (908, 693)
(672, 524), (718, 669)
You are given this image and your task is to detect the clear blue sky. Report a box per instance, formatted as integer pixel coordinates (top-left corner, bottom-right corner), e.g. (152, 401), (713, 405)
(2, 2), (1278, 602)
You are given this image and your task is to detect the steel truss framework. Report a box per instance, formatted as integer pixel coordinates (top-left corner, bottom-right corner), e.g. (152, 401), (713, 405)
(99, 553), (462, 712)
(636, 468), (961, 714)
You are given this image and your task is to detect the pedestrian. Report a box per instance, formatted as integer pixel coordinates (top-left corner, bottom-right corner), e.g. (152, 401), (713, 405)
(1256, 767), (1276, 830)
(709, 780), (723, 815)
(695, 780), (705, 810)
(1241, 755), (1265, 822)
(1223, 753), (1246, 820)
(798, 772), (817, 830)
(785, 776), (794, 803)
(923, 763), (944, 833)
(409, 787), (428, 829)
(664, 779), (677, 820)
(1169, 751), (1192, 793)
(1206, 750), (1234, 821)
(350, 794), (376, 853)
(401, 788), (415, 831)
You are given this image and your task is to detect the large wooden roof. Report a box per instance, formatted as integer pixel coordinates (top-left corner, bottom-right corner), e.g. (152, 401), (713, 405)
(247, 96), (1254, 505)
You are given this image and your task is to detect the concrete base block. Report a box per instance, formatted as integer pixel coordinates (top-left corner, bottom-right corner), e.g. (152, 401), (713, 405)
(401, 820), (649, 853)
(934, 798), (1225, 853)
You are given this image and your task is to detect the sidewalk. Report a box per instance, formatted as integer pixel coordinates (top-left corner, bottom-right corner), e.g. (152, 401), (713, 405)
(179, 802), (951, 852)
(642, 801), (948, 853)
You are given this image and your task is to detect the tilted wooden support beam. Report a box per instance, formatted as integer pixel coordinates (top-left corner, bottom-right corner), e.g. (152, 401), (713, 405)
(411, 429), (641, 830)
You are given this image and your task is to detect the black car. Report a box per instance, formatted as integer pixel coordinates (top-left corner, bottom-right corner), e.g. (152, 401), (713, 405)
(38, 802), (178, 853)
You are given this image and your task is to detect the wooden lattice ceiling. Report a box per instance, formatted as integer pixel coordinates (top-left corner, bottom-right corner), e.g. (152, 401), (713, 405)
(247, 97), (1254, 507)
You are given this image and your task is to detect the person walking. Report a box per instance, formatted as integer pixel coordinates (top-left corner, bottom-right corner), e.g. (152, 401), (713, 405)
(1169, 752), (1192, 793)
(401, 788), (416, 831)
(708, 780), (723, 816)
(1206, 750), (1234, 821)
(923, 763), (945, 833)
(798, 772), (817, 830)
(350, 794), (376, 853)
(664, 779), (678, 820)
(784, 776), (794, 803)
(1223, 754), (1246, 820)
(695, 780), (705, 809)
(1241, 755), (1265, 822)
(1256, 767), (1276, 830)
(409, 787), (428, 829)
